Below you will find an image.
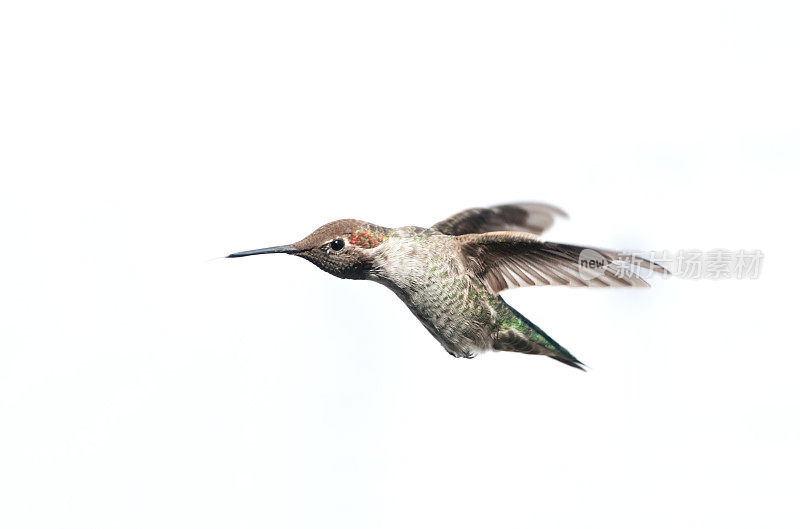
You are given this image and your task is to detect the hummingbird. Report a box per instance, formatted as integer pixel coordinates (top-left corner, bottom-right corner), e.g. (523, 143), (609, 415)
(228, 203), (668, 369)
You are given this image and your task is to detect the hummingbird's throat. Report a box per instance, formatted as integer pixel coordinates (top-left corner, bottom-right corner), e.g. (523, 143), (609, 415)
(348, 229), (385, 249)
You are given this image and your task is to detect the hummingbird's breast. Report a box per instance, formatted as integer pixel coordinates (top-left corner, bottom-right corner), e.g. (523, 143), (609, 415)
(370, 227), (495, 357)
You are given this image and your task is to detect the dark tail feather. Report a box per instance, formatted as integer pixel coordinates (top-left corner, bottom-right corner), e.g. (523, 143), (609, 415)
(548, 351), (586, 371)
(502, 300), (586, 371)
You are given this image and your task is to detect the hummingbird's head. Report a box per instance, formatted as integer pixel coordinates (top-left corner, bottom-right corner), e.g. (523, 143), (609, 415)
(227, 219), (388, 280)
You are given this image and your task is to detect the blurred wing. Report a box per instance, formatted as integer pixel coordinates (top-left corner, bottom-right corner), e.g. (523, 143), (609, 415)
(457, 231), (670, 294)
(431, 202), (567, 236)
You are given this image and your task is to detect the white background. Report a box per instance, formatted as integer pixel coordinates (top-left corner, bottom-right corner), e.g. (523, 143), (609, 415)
(1, 1), (798, 528)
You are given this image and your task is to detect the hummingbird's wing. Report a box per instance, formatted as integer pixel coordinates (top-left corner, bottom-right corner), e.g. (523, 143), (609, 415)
(431, 202), (567, 236)
(456, 231), (669, 293)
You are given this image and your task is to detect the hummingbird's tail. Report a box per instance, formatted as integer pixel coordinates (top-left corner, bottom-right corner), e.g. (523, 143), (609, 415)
(492, 297), (585, 370)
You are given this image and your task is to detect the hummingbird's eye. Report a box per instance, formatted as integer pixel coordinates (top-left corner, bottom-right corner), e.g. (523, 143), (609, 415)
(330, 238), (345, 251)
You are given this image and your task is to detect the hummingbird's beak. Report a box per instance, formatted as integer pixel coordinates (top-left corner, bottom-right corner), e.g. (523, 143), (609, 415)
(226, 244), (298, 258)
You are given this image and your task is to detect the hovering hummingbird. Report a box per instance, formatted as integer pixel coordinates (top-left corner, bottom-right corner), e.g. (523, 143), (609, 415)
(228, 203), (668, 369)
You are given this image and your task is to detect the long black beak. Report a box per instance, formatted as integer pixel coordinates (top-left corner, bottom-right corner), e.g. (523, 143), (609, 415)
(226, 244), (298, 258)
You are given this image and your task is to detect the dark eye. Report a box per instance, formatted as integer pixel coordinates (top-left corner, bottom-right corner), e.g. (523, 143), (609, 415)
(330, 238), (345, 251)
